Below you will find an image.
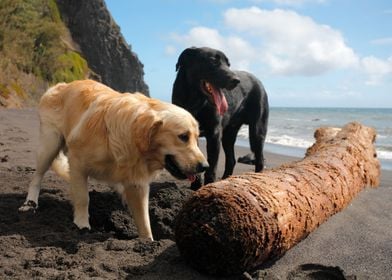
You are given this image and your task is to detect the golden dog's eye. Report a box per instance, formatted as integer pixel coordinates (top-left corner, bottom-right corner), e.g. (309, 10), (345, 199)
(178, 133), (189, 143)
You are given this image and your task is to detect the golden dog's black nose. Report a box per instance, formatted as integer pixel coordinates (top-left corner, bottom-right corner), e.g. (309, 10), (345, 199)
(197, 162), (209, 173)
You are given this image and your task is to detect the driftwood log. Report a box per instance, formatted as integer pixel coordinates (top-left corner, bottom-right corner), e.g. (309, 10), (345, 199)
(175, 122), (380, 276)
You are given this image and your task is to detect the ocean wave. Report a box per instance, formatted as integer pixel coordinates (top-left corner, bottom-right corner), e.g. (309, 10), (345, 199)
(238, 122), (392, 162)
(266, 135), (313, 149)
(285, 118), (302, 122)
(377, 145), (392, 152)
(377, 150), (392, 160)
(265, 135), (392, 161)
(237, 126), (249, 138)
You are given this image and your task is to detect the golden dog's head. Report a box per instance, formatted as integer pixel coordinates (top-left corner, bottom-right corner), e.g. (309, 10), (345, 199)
(134, 99), (209, 181)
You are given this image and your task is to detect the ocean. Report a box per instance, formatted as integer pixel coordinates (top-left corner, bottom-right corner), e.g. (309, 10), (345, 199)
(236, 107), (392, 170)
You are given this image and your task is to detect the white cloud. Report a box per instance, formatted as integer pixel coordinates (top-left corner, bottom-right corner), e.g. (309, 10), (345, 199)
(361, 56), (392, 85)
(169, 7), (358, 77)
(170, 26), (255, 70)
(203, 0), (326, 4)
(171, 27), (223, 49)
(168, 6), (392, 88)
(223, 7), (359, 75)
(164, 45), (177, 56)
(251, 0), (326, 6)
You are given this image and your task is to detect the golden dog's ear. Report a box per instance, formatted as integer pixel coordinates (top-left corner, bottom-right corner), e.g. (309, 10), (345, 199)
(134, 114), (163, 154)
(107, 110), (162, 164)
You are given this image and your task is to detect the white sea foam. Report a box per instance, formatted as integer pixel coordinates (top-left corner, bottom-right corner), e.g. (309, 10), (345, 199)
(239, 127), (392, 163)
(377, 150), (392, 160)
(237, 126), (249, 138)
(266, 135), (313, 149)
(239, 126), (313, 148)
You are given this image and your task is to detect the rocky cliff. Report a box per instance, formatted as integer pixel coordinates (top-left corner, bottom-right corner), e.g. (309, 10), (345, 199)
(0, 0), (148, 108)
(56, 0), (149, 95)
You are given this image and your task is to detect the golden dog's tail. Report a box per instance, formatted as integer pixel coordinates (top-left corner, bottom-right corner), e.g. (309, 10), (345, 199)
(51, 151), (70, 182)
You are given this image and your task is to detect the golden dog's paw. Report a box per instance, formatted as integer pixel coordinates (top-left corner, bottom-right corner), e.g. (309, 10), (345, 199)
(71, 223), (91, 235)
(18, 200), (38, 213)
(73, 217), (91, 231)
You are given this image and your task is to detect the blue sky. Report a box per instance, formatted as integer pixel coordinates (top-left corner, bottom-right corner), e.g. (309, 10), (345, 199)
(105, 0), (392, 108)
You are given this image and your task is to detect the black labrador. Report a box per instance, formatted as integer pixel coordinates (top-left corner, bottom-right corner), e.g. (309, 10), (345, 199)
(172, 47), (269, 189)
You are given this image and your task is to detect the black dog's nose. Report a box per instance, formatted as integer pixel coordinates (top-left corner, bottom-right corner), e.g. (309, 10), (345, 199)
(196, 161), (209, 173)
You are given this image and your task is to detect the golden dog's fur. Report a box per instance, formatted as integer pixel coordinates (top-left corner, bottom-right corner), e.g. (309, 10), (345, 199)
(19, 80), (208, 240)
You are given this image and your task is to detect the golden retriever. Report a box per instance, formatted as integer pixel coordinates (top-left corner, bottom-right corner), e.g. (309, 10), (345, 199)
(19, 80), (208, 240)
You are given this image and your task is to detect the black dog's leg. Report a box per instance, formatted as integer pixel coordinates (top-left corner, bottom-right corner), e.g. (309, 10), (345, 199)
(222, 126), (241, 179)
(249, 123), (267, 172)
(204, 133), (221, 185)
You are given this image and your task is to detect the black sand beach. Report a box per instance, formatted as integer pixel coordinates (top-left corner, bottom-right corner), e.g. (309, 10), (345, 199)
(0, 108), (391, 279)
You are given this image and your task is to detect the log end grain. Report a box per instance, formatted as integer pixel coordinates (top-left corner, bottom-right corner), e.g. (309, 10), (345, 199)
(175, 181), (277, 276)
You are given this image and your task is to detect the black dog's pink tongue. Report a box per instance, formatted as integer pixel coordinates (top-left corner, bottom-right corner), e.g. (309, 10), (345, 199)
(210, 85), (228, 116)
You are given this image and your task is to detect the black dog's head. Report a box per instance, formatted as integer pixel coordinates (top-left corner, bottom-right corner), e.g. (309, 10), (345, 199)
(175, 47), (240, 115)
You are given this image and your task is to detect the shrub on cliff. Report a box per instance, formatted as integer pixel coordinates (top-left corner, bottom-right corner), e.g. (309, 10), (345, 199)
(0, 0), (88, 107)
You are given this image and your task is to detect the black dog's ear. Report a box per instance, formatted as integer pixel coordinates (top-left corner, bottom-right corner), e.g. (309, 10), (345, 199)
(176, 47), (197, 72)
(225, 56), (231, 67)
(219, 51), (231, 67)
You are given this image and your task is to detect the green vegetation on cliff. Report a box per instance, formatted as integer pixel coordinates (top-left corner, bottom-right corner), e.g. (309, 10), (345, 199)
(0, 0), (89, 107)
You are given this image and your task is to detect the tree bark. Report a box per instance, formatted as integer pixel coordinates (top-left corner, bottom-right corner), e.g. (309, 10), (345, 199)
(175, 122), (380, 276)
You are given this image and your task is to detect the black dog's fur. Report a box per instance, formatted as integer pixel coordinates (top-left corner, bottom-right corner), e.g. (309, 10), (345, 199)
(172, 47), (269, 189)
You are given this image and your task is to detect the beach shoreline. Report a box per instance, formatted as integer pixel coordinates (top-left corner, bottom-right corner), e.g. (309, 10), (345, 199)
(0, 108), (391, 279)
(238, 107), (392, 171)
(236, 135), (392, 171)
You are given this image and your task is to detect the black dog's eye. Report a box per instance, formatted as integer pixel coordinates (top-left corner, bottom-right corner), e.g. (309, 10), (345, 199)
(210, 54), (221, 65)
(178, 133), (189, 143)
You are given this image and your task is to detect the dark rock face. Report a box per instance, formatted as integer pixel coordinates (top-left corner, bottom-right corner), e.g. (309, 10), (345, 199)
(56, 0), (149, 96)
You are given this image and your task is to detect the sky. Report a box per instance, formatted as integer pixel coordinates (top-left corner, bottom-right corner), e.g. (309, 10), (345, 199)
(105, 0), (392, 108)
